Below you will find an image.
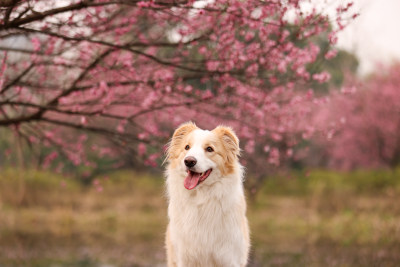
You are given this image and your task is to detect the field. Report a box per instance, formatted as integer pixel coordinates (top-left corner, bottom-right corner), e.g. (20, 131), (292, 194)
(1, 168), (400, 266)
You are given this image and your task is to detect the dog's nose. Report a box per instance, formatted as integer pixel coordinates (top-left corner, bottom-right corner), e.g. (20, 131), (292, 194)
(184, 156), (197, 168)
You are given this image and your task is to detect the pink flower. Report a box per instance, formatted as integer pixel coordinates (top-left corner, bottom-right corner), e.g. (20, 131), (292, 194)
(31, 37), (41, 51)
(244, 140), (255, 154)
(184, 85), (193, 93)
(80, 116), (87, 125)
(138, 133), (147, 140)
(43, 151), (58, 169)
(202, 90), (213, 99)
(268, 148), (280, 166)
(245, 32), (254, 42)
(328, 32), (338, 44)
(271, 133), (282, 141)
(137, 1), (151, 8)
(312, 72), (331, 83)
(117, 120), (127, 133)
(206, 61), (219, 71)
(325, 49), (337, 59)
(341, 86), (357, 94)
(199, 46), (207, 55)
(138, 143), (147, 156)
(0, 0), (355, 178)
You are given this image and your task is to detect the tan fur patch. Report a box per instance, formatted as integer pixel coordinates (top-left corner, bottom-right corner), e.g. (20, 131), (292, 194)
(165, 121), (198, 165)
(212, 126), (240, 175)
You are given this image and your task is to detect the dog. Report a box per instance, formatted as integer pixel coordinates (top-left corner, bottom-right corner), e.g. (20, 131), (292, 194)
(165, 122), (250, 267)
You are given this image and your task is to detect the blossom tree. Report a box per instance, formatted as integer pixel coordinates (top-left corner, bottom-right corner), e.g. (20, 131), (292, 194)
(0, 0), (356, 182)
(314, 64), (400, 170)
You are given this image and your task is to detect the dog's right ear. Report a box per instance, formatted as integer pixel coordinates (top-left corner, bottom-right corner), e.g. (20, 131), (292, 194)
(165, 122), (198, 162)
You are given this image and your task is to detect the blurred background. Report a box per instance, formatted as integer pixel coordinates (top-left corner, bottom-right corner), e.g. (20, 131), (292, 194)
(1, 0), (400, 266)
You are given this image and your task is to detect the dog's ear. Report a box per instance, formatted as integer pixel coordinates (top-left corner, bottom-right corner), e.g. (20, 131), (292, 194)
(213, 125), (240, 164)
(165, 122), (198, 162)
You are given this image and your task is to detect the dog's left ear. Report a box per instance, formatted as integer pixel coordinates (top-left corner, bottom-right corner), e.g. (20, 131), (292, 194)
(213, 125), (240, 163)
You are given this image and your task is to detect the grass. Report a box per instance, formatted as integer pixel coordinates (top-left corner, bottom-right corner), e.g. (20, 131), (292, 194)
(1, 168), (400, 266)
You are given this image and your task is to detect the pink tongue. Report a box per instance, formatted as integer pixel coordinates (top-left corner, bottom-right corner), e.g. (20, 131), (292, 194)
(184, 172), (201, 190)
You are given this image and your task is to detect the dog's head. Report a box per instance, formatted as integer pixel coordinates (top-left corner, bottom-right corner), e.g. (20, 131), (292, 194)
(166, 122), (240, 190)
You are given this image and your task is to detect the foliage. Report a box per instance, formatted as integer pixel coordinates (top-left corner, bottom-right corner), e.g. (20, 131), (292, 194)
(314, 63), (400, 170)
(0, 0), (357, 178)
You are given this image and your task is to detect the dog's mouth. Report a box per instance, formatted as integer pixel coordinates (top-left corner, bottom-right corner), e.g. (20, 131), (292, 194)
(184, 169), (212, 190)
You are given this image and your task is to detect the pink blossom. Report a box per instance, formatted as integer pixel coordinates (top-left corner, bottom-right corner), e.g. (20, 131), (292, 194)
(312, 72), (331, 83)
(138, 133), (147, 140)
(341, 86), (357, 94)
(202, 90), (213, 99)
(199, 46), (207, 55)
(117, 120), (127, 133)
(328, 32), (338, 44)
(206, 61), (219, 71)
(0, 0), (355, 177)
(244, 140), (255, 154)
(245, 32), (255, 41)
(314, 64), (400, 170)
(137, 1), (150, 8)
(80, 116), (87, 125)
(138, 143), (147, 156)
(325, 49), (338, 59)
(268, 148), (280, 166)
(43, 151), (58, 169)
(31, 37), (41, 51)
(271, 133), (282, 141)
(184, 85), (193, 93)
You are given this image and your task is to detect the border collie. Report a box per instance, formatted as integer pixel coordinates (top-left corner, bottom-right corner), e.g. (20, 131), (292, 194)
(165, 122), (250, 267)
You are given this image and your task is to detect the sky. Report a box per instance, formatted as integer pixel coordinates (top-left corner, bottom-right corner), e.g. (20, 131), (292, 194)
(336, 0), (400, 75)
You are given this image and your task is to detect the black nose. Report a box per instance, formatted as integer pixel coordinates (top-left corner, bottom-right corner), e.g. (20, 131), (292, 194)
(184, 156), (197, 168)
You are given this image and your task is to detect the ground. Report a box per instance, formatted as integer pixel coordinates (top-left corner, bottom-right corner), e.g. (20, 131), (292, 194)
(0, 169), (400, 266)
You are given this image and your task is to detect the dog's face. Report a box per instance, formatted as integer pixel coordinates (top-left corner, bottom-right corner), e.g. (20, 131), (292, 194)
(166, 122), (240, 190)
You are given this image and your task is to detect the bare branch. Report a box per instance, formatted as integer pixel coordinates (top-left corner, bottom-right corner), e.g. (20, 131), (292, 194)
(0, 63), (35, 94)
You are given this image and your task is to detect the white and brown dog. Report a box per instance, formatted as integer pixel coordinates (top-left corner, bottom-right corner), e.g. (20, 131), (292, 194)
(165, 122), (250, 267)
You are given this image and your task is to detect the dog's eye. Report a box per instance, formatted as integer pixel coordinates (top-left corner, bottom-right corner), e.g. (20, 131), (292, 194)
(206, 146), (214, 152)
(185, 145), (190, 150)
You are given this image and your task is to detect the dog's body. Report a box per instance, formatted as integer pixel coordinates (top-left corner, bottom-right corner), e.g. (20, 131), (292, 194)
(165, 122), (250, 267)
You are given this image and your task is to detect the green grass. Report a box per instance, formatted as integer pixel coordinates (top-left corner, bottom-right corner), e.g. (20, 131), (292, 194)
(1, 168), (400, 266)
(258, 168), (400, 196)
